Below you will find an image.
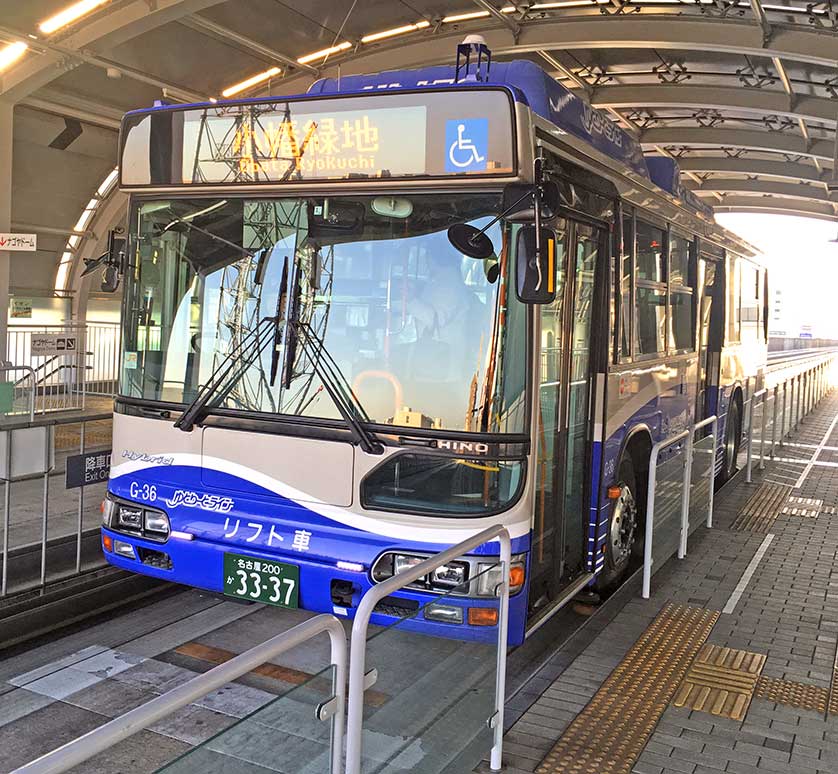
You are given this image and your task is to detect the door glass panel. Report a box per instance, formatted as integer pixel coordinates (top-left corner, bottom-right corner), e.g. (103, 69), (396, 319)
(530, 219), (567, 607)
(561, 225), (597, 574)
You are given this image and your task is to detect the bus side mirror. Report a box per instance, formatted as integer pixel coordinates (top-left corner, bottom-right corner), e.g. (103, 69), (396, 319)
(516, 226), (557, 304)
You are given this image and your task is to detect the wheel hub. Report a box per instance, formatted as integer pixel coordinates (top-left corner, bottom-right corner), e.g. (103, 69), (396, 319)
(610, 485), (637, 566)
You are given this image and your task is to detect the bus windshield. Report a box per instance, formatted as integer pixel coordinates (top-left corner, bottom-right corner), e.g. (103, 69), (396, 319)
(121, 194), (528, 435)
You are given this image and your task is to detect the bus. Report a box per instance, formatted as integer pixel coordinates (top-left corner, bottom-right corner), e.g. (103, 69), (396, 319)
(101, 43), (766, 645)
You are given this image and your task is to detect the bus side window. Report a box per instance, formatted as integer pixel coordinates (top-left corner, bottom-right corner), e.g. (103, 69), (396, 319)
(620, 213), (633, 360)
(728, 256), (741, 344)
(668, 233), (696, 352)
(634, 219), (667, 357)
(740, 262), (761, 344)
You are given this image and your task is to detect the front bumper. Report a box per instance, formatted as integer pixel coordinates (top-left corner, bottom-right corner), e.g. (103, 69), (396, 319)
(101, 527), (528, 645)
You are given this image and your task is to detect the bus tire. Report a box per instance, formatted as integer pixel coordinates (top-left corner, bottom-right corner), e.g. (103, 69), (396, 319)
(719, 396), (742, 484)
(595, 455), (639, 594)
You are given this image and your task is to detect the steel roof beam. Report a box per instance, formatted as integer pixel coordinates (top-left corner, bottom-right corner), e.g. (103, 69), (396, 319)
(181, 15), (319, 75)
(639, 126), (834, 162)
(677, 156), (828, 183)
(713, 196), (837, 221)
(472, 0), (520, 38)
(273, 15), (838, 94)
(0, 0), (225, 101)
(686, 178), (832, 202)
(20, 91), (122, 130)
(592, 84), (838, 126)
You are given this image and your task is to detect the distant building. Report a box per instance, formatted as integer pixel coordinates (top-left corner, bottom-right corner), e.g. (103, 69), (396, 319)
(388, 406), (443, 429)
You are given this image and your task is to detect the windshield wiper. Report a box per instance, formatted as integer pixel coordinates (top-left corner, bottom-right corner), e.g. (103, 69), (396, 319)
(292, 321), (383, 455)
(162, 217), (255, 259)
(174, 316), (275, 432)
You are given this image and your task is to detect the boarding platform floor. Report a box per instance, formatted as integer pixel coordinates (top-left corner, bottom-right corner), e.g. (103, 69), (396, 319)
(485, 392), (838, 774)
(5, 396), (838, 773)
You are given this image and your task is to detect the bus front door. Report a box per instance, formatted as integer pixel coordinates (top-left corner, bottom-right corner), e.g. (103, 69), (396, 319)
(529, 220), (601, 616)
(697, 256), (723, 422)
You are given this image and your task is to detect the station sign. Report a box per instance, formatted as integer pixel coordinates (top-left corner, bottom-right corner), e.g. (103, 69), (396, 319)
(0, 233), (36, 252)
(31, 333), (79, 356)
(10, 298), (32, 319)
(66, 449), (111, 489)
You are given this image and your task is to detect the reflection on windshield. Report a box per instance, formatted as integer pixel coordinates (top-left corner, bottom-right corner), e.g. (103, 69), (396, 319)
(121, 195), (527, 434)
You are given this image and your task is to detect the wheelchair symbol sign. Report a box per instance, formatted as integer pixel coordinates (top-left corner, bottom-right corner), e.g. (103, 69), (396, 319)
(445, 119), (488, 173)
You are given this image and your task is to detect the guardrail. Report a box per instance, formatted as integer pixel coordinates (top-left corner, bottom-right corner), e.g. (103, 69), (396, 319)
(748, 351), (836, 477)
(643, 351), (836, 599)
(11, 613), (347, 774)
(0, 410), (112, 598)
(344, 524), (512, 774)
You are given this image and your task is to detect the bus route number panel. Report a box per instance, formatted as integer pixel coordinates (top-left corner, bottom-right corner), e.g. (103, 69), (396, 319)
(223, 552), (300, 608)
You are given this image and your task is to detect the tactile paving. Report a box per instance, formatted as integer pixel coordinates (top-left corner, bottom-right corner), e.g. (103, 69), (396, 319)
(536, 603), (718, 774)
(673, 644), (766, 720)
(781, 496), (823, 518)
(732, 483), (792, 532)
(754, 675), (829, 714)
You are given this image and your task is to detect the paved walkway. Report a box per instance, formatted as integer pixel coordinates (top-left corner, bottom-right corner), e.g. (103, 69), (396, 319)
(490, 390), (838, 774)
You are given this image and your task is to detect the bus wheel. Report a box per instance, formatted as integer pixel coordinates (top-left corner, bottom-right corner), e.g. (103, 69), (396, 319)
(595, 456), (639, 594)
(719, 398), (742, 484)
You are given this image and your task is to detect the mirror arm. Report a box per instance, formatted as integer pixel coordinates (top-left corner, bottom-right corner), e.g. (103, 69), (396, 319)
(464, 188), (535, 248)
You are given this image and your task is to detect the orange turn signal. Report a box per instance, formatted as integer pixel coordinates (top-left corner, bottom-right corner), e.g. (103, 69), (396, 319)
(607, 485), (622, 500)
(468, 607), (499, 626)
(509, 565), (526, 589)
(102, 534), (113, 552)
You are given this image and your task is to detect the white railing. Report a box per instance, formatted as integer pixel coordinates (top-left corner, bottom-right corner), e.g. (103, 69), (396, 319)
(6, 322), (122, 407)
(344, 524), (512, 774)
(11, 613), (348, 774)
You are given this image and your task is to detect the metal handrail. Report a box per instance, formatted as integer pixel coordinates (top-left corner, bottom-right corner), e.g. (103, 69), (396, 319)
(745, 388), (767, 483)
(642, 428), (690, 599)
(0, 365), (36, 421)
(693, 415), (718, 531)
(12, 613), (347, 774)
(344, 524), (512, 774)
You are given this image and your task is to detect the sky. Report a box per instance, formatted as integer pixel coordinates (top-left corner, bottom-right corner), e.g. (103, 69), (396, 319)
(715, 213), (838, 340)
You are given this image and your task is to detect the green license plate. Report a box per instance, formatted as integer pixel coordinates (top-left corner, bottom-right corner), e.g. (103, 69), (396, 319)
(223, 553), (299, 608)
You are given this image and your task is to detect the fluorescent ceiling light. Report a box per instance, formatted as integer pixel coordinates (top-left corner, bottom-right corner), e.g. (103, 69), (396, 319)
(361, 20), (430, 44)
(0, 41), (27, 71)
(222, 66), (281, 98)
(442, 10), (491, 22)
(39, 0), (110, 34)
(297, 41), (352, 65)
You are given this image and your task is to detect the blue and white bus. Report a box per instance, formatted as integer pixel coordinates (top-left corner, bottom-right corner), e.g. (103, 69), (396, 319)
(101, 45), (766, 645)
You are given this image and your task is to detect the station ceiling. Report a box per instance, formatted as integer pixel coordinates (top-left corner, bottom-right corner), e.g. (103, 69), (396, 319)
(1, 0), (837, 294)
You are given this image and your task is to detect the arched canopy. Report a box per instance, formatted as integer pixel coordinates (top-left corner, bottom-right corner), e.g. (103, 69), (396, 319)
(2, 0), (838, 308)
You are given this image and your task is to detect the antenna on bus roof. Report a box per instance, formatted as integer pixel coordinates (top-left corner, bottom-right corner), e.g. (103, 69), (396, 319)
(455, 35), (491, 84)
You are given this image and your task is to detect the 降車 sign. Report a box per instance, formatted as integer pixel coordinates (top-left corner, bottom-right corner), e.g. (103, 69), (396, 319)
(0, 234), (36, 252)
(30, 333), (78, 356)
(66, 449), (112, 489)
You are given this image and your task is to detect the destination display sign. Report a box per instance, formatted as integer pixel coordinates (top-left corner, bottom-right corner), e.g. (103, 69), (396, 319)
(120, 90), (515, 186)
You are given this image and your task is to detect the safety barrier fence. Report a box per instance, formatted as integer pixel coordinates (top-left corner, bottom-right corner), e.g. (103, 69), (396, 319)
(0, 410), (112, 598)
(644, 351), (836, 599)
(11, 525), (511, 774)
(6, 322), (121, 411)
(747, 353), (836, 481)
(642, 416), (717, 599)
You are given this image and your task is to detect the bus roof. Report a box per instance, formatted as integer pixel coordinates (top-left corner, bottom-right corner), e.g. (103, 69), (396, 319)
(308, 60), (712, 218)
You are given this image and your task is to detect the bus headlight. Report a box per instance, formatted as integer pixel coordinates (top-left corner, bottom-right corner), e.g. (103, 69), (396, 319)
(430, 562), (468, 590)
(394, 554), (425, 577)
(117, 505), (143, 531)
(476, 558), (526, 596)
(144, 511), (170, 537)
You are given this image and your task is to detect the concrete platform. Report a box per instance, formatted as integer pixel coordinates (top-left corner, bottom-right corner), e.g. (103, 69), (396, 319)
(486, 392), (838, 774)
